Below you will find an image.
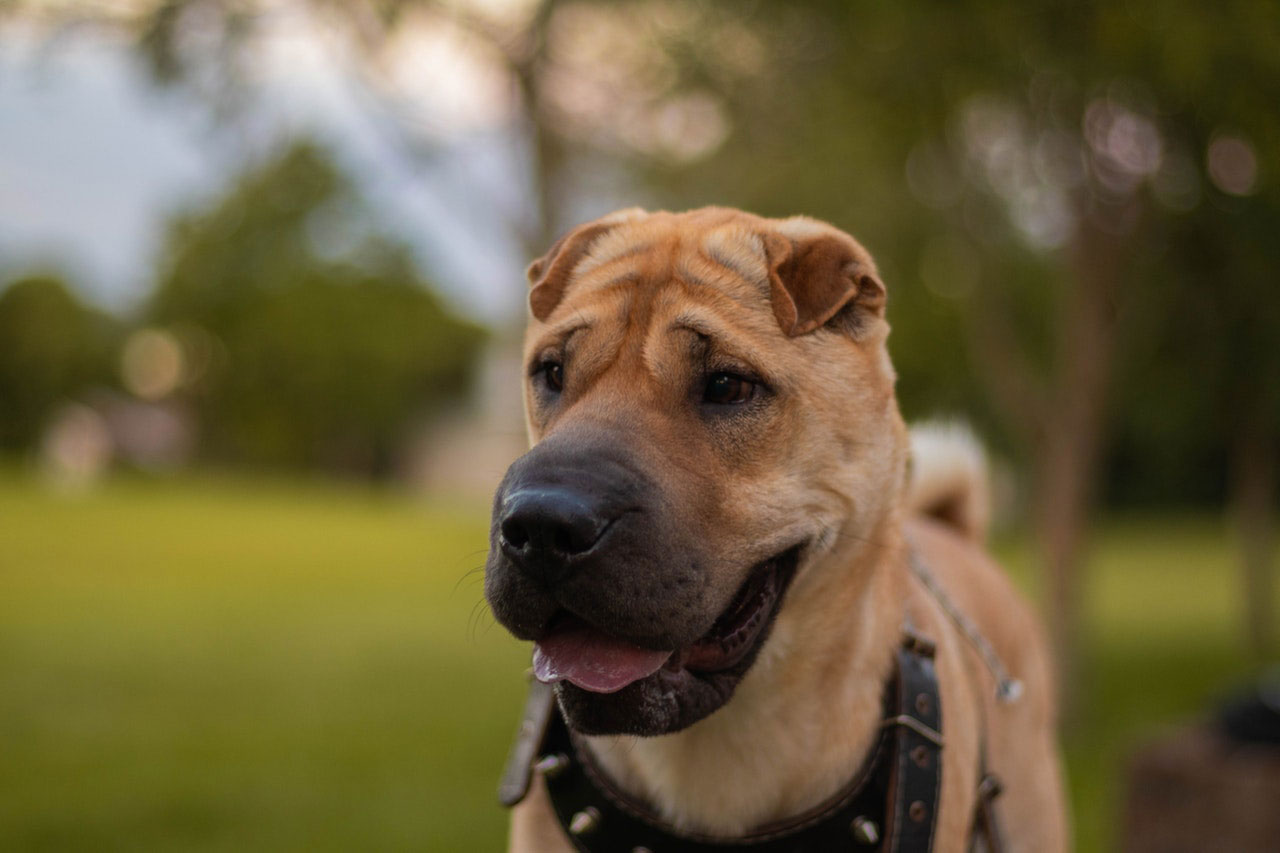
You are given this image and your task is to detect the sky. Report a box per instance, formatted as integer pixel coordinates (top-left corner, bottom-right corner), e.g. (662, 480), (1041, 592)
(0, 33), (214, 311)
(0, 14), (532, 325)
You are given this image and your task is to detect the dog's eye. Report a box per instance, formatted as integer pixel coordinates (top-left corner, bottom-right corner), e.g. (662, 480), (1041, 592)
(540, 361), (564, 393)
(703, 372), (754, 405)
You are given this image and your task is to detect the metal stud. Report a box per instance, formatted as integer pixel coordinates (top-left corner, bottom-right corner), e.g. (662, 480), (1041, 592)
(909, 800), (928, 823)
(911, 745), (930, 768)
(534, 753), (570, 780)
(915, 692), (932, 716)
(569, 807), (601, 836)
(997, 678), (1024, 703)
(851, 816), (880, 845)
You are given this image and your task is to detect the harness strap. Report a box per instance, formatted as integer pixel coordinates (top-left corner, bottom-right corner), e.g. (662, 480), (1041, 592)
(906, 548), (1009, 853)
(884, 626), (944, 850)
(498, 677), (557, 808)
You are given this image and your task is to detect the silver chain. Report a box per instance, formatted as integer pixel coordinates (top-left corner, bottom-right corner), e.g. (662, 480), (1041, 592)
(908, 550), (1024, 704)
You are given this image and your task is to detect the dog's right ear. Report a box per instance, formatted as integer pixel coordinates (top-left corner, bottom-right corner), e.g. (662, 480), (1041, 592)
(527, 208), (646, 321)
(762, 218), (886, 338)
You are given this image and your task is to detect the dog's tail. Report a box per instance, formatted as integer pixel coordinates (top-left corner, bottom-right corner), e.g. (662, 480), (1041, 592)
(905, 421), (991, 543)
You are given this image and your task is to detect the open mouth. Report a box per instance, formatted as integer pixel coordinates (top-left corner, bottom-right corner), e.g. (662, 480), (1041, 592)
(532, 546), (802, 694)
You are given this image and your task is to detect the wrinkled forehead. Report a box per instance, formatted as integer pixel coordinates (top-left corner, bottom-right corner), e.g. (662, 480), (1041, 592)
(581, 215), (767, 288)
(523, 229), (795, 393)
(552, 216), (776, 327)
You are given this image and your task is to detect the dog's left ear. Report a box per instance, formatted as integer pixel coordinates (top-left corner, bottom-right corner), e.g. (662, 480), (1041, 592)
(526, 208), (647, 321)
(762, 220), (886, 338)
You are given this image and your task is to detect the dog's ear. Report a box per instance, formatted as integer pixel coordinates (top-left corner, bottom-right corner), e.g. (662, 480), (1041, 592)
(762, 220), (886, 338)
(527, 208), (646, 321)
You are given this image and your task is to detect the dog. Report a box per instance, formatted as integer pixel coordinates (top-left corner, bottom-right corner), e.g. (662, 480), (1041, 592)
(484, 207), (1068, 851)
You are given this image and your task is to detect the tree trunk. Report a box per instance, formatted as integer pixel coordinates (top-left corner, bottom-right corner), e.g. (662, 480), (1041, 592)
(1009, 199), (1130, 719)
(507, 0), (563, 263)
(1034, 403), (1107, 718)
(1231, 407), (1277, 656)
(1034, 222), (1119, 717)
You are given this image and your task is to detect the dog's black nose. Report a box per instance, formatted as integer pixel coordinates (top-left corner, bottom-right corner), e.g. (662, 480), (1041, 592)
(498, 487), (609, 583)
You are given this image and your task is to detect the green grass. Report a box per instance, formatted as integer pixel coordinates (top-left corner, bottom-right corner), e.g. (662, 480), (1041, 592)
(0, 474), (526, 851)
(0, 474), (1274, 851)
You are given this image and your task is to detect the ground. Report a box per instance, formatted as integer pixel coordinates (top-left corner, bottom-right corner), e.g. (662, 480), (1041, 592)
(0, 472), (1273, 851)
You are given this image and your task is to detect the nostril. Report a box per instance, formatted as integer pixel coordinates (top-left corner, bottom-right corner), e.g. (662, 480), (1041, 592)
(501, 517), (531, 549)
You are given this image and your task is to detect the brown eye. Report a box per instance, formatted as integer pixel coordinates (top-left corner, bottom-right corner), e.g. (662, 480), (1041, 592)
(703, 372), (754, 405)
(541, 361), (564, 392)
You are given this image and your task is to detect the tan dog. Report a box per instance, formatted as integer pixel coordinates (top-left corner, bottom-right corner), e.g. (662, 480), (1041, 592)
(484, 207), (1068, 851)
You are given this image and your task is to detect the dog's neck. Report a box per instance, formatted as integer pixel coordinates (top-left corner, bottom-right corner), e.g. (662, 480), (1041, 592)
(584, 521), (909, 836)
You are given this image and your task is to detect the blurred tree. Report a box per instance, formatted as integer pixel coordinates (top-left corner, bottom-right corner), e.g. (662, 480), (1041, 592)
(149, 141), (486, 476)
(0, 275), (117, 451)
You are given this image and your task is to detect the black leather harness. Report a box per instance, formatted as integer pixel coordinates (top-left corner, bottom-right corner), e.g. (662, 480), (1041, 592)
(500, 629), (957, 852)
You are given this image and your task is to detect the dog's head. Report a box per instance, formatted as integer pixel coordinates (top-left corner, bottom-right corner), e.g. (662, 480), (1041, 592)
(484, 207), (908, 736)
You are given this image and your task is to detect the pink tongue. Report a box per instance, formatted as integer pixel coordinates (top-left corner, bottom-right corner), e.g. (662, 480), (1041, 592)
(533, 618), (673, 694)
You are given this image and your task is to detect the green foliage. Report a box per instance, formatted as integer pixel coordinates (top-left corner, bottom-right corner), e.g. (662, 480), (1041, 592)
(0, 275), (117, 450)
(149, 141), (486, 475)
